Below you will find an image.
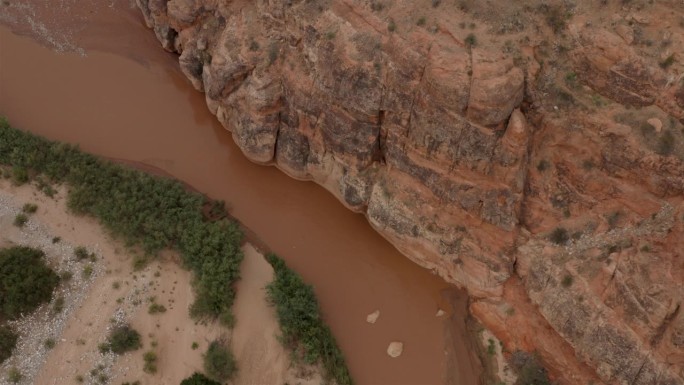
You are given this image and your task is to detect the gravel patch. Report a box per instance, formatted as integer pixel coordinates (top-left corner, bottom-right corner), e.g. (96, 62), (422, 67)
(0, 190), (103, 384)
(0, 188), (154, 385)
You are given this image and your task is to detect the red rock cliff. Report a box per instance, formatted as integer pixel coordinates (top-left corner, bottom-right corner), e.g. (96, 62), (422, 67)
(136, 0), (684, 383)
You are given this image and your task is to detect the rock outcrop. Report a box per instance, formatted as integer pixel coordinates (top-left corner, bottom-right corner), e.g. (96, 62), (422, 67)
(136, 0), (684, 384)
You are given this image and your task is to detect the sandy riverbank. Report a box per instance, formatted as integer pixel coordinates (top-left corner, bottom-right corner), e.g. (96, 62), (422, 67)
(0, 178), (316, 385)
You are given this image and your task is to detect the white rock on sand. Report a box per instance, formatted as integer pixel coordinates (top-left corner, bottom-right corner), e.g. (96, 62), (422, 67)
(647, 118), (662, 132)
(435, 309), (445, 317)
(387, 342), (403, 358)
(366, 310), (380, 324)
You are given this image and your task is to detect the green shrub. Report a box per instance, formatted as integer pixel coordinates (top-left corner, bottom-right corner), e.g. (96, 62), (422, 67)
(7, 367), (22, 383)
(0, 119), (244, 323)
(657, 129), (675, 156)
(416, 17), (426, 26)
(53, 296), (65, 313)
(660, 54), (675, 69)
(606, 211), (621, 229)
(465, 33), (476, 47)
(387, 19), (396, 32)
(74, 246), (89, 260)
(487, 338), (496, 355)
(22, 203), (38, 213)
(248, 40), (259, 51)
(13, 213), (28, 227)
(11, 166), (28, 185)
(105, 325), (142, 354)
(180, 373), (221, 385)
(203, 340), (237, 381)
(511, 351), (552, 385)
(266, 254), (352, 385)
(143, 351), (158, 373)
(148, 303), (167, 314)
(549, 227), (569, 245)
(539, 4), (568, 34)
(561, 275), (573, 288)
(44, 338), (56, 349)
(536, 159), (549, 172)
(82, 264), (93, 279)
(0, 325), (18, 364)
(0, 246), (59, 320)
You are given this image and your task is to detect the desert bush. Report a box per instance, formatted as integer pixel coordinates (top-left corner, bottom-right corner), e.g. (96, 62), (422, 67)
(11, 166), (28, 185)
(511, 350), (552, 385)
(538, 3), (568, 34)
(13, 213), (27, 227)
(266, 254), (352, 385)
(74, 246), (89, 260)
(549, 227), (569, 245)
(561, 275), (573, 288)
(148, 303), (167, 314)
(657, 129), (675, 156)
(143, 351), (158, 373)
(203, 340), (237, 381)
(0, 119), (243, 324)
(0, 325), (18, 364)
(0, 246), (59, 320)
(60, 271), (73, 281)
(44, 338), (56, 349)
(82, 264), (93, 279)
(7, 367), (22, 383)
(660, 54), (675, 69)
(487, 338), (496, 355)
(536, 159), (549, 172)
(465, 33), (476, 47)
(53, 296), (65, 313)
(180, 373), (221, 385)
(105, 325), (142, 354)
(22, 203), (38, 213)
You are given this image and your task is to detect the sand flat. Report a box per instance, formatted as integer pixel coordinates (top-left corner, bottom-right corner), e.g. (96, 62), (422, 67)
(0, 178), (318, 385)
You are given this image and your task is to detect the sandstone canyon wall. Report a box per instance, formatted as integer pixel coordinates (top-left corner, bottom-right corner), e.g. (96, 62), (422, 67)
(135, 0), (684, 383)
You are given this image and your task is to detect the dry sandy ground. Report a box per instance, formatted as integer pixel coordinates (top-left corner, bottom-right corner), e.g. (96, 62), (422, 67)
(0, 178), (320, 385)
(479, 330), (516, 385)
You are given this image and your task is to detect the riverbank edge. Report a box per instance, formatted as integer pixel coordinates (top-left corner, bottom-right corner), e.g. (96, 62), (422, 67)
(0, 118), (351, 384)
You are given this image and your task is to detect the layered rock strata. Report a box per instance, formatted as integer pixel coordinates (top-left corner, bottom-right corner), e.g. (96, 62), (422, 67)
(136, 1), (684, 383)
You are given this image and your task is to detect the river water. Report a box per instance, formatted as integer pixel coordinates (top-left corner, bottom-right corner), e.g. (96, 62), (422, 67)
(0, 2), (481, 383)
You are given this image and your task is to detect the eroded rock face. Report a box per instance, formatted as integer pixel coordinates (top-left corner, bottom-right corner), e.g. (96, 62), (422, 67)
(136, 0), (684, 384)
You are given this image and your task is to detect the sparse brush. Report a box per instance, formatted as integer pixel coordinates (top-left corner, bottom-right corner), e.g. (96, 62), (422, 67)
(550, 227), (569, 245)
(13, 213), (27, 227)
(22, 203), (38, 213)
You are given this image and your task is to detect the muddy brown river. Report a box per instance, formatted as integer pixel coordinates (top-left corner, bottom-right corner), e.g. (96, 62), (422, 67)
(0, 2), (481, 383)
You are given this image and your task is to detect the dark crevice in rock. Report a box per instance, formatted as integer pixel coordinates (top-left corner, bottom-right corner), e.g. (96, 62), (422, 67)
(650, 302), (681, 347)
(272, 111), (283, 163)
(630, 359), (648, 385)
(601, 258), (621, 298)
